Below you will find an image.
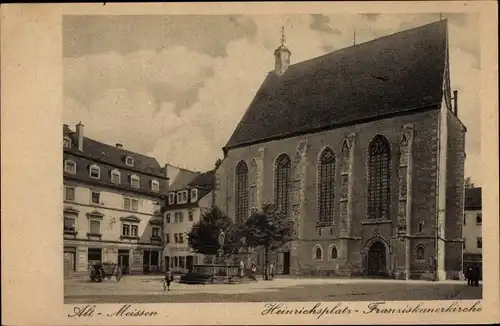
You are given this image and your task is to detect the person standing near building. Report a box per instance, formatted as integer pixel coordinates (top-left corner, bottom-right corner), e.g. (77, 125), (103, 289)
(239, 259), (245, 278)
(164, 268), (172, 292)
(466, 266), (473, 286)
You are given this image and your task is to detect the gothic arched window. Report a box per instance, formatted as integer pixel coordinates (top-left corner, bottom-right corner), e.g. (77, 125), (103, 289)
(275, 154), (291, 217)
(367, 135), (391, 220)
(235, 161), (249, 224)
(313, 245), (323, 260)
(416, 245), (425, 260)
(330, 246), (338, 259)
(318, 147), (336, 223)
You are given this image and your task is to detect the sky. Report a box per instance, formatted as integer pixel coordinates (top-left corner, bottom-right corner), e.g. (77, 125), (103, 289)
(63, 13), (481, 185)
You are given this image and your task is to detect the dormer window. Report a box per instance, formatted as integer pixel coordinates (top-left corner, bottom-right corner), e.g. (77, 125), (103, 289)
(64, 160), (76, 174)
(89, 165), (100, 179)
(125, 156), (134, 167)
(177, 190), (188, 204)
(190, 188), (198, 202)
(151, 180), (160, 192)
(168, 192), (175, 205)
(111, 169), (121, 184)
(63, 137), (72, 149)
(130, 175), (140, 188)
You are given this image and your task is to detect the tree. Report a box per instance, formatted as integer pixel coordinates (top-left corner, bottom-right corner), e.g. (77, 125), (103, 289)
(187, 206), (238, 260)
(237, 203), (294, 280)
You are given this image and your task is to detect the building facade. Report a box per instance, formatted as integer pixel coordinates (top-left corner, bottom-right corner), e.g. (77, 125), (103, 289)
(163, 170), (215, 273)
(215, 20), (466, 280)
(63, 123), (168, 276)
(463, 186), (482, 277)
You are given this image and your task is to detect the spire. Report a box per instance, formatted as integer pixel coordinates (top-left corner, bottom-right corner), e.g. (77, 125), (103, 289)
(353, 27), (356, 46)
(274, 25), (291, 75)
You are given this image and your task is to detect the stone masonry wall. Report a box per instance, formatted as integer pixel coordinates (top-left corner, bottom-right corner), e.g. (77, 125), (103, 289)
(444, 110), (466, 278)
(216, 110), (441, 277)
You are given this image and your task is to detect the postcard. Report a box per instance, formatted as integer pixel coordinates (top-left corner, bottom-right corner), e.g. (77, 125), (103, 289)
(1, 1), (498, 325)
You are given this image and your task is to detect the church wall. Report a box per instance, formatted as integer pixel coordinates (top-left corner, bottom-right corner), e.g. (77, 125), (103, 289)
(444, 110), (466, 279)
(216, 109), (447, 277)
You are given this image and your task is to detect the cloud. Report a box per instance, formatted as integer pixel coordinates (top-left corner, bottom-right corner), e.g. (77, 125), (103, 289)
(310, 14), (342, 35)
(64, 14), (482, 184)
(63, 15), (258, 58)
(64, 46), (215, 113)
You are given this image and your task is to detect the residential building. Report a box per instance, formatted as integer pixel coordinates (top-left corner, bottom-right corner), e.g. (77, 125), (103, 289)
(163, 170), (215, 273)
(215, 20), (466, 280)
(463, 186), (482, 277)
(63, 123), (168, 276)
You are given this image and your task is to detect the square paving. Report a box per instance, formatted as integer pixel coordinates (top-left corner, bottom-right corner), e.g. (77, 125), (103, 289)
(64, 275), (482, 303)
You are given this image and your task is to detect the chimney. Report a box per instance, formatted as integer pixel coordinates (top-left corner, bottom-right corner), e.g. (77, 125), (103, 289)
(274, 26), (291, 75)
(76, 122), (84, 151)
(116, 143), (123, 148)
(453, 90), (458, 116)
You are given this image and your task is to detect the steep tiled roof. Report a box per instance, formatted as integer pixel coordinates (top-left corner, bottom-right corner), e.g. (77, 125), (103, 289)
(188, 170), (215, 190)
(64, 125), (165, 178)
(225, 20), (448, 150)
(170, 169), (200, 190)
(465, 187), (482, 210)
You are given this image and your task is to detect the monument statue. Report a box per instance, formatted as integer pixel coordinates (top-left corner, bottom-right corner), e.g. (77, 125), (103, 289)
(218, 229), (225, 247)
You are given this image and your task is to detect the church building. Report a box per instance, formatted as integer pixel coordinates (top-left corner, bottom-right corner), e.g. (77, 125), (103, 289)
(214, 20), (466, 280)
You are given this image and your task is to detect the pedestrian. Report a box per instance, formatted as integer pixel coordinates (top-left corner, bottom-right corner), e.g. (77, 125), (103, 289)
(164, 268), (172, 292)
(269, 262), (275, 280)
(251, 263), (257, 281)
(239, 259), (245, 278)
(473, 265), (480, 286)
(466, 266), (473, 286)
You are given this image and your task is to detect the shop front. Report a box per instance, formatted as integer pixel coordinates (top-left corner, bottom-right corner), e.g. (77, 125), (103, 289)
(63, 239), (162, 275)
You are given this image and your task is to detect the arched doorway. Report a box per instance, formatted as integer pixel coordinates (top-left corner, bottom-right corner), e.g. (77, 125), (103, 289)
(367, 241), (387, 276)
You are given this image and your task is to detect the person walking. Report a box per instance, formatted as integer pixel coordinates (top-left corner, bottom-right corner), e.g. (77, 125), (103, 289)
(164, 268), (172, 292)
(269, 262), (275, 280)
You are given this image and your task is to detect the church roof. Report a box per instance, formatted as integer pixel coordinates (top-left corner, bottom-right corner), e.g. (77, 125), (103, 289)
(224, 20), (448, 151)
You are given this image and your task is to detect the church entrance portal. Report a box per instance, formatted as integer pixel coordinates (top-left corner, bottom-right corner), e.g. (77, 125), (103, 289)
(283, 252), (290, 275)
(367, 242), (387, 276)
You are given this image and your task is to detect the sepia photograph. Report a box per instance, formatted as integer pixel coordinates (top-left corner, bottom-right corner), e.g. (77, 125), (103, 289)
(62, 13), (482, 304)
(1, 2), (498, 325)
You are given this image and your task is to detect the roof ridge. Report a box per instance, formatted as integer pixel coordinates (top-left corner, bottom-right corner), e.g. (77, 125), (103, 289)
(84, 137), (158, 161)
(285, 19), (447, 72)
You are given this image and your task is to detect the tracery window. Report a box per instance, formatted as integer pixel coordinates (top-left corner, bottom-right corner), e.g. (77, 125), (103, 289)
(318, 147), (335, 223)
(367, 135), (391, 219)
(235, 161), (249, 225)
(275, 154), (291, 217)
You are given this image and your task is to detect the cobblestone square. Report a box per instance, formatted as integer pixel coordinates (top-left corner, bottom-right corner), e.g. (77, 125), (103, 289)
(64, 275), (482, 304)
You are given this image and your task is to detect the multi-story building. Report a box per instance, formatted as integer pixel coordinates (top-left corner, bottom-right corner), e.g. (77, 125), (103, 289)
(215, 20), (466, 280)
(163, 170), (215, 273)
(463, 185), (482, 277)
(63, 123), (168, 276)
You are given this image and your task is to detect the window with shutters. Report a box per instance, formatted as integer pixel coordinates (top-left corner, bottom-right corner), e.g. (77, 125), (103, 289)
(367, 135), (391, 220)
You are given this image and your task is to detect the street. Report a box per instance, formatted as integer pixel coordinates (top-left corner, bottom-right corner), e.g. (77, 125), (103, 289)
(64, 275), (482, 303)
